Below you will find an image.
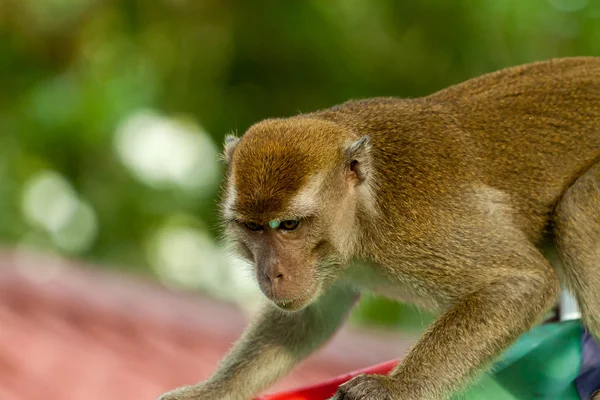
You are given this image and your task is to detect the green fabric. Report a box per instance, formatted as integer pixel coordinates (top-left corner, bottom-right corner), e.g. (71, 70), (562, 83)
(453, 321), (582, 399)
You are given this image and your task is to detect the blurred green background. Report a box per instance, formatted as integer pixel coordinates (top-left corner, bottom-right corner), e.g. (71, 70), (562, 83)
(1, 0), (598, 328)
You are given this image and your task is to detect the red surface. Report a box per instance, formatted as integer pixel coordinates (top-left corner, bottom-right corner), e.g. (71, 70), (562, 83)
(0, 250), (416, 400)
(258, 360), (398, 400)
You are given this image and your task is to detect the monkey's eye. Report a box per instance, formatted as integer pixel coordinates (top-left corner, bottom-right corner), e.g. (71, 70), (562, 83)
(243, 222), (263, 232)
(279, 220), (300, 231)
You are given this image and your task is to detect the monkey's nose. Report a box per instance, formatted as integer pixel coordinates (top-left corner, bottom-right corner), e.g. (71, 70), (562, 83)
(264, 262), (285, 282)
(266, 271), (284, 286)
(265, 269), (285, 297)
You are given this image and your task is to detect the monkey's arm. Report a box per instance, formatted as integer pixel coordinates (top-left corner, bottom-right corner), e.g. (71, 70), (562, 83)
(159, 283), (358, 400)
(333, 245), (559, 400)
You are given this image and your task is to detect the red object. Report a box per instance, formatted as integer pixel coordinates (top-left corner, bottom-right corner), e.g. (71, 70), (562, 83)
(258, 360), (399, 400)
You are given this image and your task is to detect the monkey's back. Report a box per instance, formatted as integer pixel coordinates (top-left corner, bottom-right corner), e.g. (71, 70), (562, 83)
(434, 57), (600, 234)
(319, 57), (600, 242)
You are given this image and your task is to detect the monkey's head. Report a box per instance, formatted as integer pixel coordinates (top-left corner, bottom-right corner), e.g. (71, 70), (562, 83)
(220, 117), (373, 311)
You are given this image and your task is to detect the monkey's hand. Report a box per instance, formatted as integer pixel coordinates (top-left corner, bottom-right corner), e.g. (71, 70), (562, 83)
(157, 383), (213, 400)
(330, 374), (401, 400)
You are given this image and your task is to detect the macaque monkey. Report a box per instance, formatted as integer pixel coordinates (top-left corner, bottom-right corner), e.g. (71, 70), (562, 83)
(159, 57), (600, 400)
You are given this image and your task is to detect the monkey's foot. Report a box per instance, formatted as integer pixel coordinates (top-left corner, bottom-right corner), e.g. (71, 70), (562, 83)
(331, 373), (401, 400)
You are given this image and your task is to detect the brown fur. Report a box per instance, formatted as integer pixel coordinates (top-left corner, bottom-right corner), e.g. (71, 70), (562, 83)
(159, 57), (600, 400)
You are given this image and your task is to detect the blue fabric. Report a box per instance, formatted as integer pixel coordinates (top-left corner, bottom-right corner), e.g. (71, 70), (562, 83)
(575, 329), (600, 399)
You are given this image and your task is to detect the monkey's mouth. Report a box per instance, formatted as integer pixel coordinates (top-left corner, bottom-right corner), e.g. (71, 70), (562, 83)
(273, 299), (297, 309)
(273, 298), (308, 311)
(271, 285), (320, 311)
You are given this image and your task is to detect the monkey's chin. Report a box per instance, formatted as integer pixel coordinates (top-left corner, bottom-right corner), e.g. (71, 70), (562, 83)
(271, 286), (320, 312)
(272, 298), (310, 311)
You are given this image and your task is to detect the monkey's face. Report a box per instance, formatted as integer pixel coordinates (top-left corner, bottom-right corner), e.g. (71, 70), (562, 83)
(220, 118), (369, 311)
(223, 171), (360, 312)
(229, 215), (340, 311)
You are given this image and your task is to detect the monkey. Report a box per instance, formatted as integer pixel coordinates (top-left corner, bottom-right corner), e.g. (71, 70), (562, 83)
(159, 57), (600, 400)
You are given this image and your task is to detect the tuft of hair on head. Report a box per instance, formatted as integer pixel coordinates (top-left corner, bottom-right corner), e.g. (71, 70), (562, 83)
(344, 135), (372, 184)
(221, 134), (241, 164)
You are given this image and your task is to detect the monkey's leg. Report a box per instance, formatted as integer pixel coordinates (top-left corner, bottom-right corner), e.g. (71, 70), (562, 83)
(554, 161), (600, 338)
(158, 283), (358, 400)
(334, 245), (559, 400)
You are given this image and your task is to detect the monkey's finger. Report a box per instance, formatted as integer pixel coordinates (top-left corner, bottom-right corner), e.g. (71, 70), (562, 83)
(333, 392), (360, 400)
(329, 390), (346, 400)
(157, 385), (199, 400)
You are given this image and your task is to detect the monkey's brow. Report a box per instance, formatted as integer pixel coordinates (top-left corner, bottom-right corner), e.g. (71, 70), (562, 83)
(230, 213), (313, 224)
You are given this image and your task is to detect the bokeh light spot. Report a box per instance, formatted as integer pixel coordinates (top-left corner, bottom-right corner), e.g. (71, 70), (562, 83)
(21, 170), (98, 254)
(114, 110), (220, 193)
(148, 223), (260, 309)
(22, 171), (79, 233)
(51, 199), (98, 254)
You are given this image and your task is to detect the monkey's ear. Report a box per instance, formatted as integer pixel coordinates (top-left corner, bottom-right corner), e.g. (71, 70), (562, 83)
(344, 135), (372, 184)
(221, 134), (241, 164)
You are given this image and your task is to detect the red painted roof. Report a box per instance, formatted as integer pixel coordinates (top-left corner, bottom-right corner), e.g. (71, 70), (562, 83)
(0, 250), (415, 400)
